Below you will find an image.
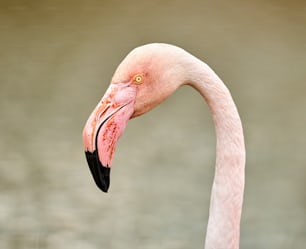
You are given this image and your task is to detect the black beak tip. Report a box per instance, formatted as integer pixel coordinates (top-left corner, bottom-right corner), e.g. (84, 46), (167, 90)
(85, 151), (111, 193)
(100, 174), (110, 193)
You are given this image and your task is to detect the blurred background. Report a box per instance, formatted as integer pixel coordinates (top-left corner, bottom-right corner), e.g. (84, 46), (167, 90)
(0, 1), (305, 248)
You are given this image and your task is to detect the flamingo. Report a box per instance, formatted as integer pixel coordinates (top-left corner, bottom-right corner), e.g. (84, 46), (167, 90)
(82, 43), (245, 249)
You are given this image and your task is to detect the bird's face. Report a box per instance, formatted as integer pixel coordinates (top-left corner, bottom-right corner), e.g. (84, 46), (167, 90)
(82, 44), (185, 192)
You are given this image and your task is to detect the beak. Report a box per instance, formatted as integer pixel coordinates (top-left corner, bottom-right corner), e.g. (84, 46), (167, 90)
(84, 150), (110, 192)
(82, 83), (136, 192)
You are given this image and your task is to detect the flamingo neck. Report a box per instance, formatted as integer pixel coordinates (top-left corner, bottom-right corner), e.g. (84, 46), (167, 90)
(186, 59), (245, 249)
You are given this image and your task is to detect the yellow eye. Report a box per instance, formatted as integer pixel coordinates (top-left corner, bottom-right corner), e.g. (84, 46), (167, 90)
(133, 74), (143, 84)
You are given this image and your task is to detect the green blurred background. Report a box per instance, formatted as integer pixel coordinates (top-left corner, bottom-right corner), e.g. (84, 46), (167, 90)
(0, 1), (305, 248)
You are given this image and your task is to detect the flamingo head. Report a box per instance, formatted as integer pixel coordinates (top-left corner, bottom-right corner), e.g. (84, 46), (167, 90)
(82, 43), (187, 192)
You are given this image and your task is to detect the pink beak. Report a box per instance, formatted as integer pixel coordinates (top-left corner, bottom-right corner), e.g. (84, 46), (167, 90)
(82, 82), (136, 192)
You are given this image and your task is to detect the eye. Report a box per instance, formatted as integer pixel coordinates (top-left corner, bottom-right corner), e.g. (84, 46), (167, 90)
(133, 74), (144, 84)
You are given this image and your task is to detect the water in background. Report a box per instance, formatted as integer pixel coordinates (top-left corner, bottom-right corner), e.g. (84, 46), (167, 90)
(0, 1), (305, 248)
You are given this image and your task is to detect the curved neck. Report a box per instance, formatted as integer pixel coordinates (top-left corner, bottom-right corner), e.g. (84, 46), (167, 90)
(186, 58), (245, 249)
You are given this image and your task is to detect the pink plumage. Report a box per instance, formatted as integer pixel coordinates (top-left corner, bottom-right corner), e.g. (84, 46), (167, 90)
(83, 43), (245, 249)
